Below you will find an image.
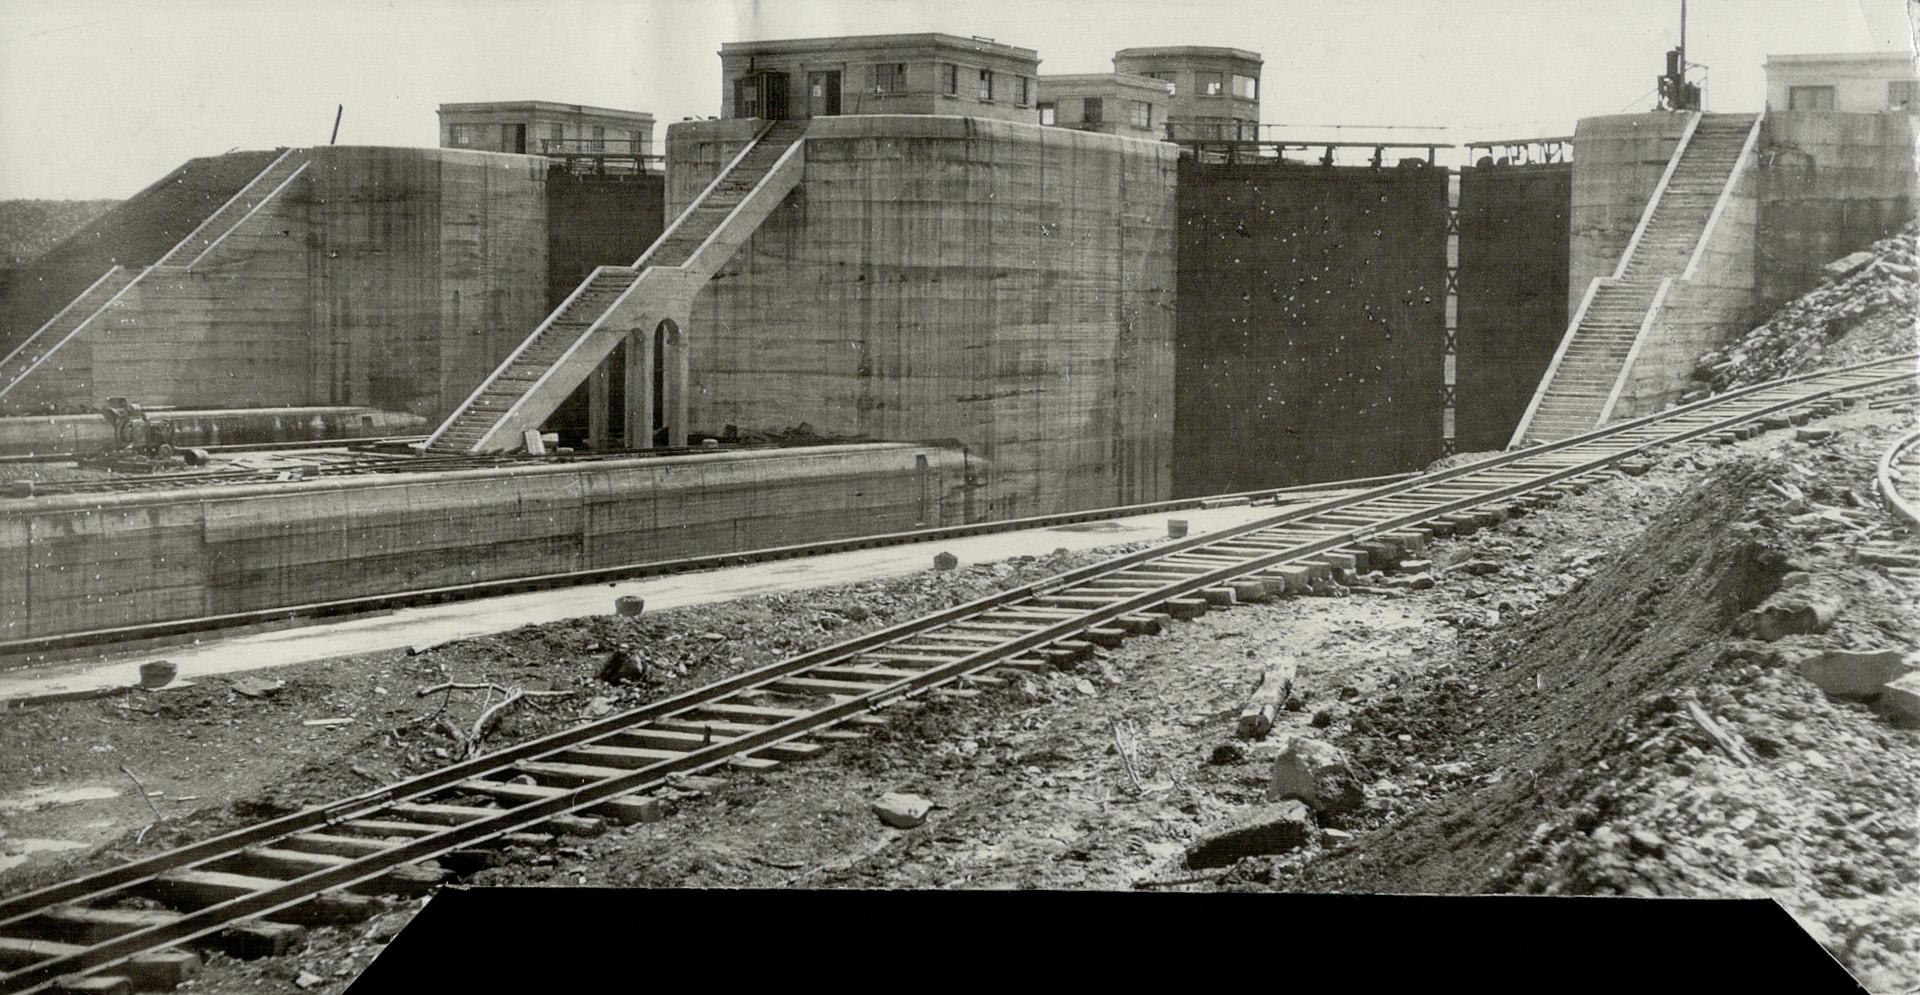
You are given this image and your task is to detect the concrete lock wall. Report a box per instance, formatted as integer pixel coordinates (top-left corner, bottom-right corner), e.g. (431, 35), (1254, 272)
(1756, 111), (1918, 306)
(667, 115), (1178, 520)
(1568, 113), (1692, 311)
(1172, 158), (1448, 495)
(308, 147), (550, 419)
(0, 442), (972, 640)
(1456, 163), (1572, 452)
(11, 148), (551, 422)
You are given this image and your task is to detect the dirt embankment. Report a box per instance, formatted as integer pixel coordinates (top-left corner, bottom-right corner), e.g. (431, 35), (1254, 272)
(1291, 443), (1918, 991)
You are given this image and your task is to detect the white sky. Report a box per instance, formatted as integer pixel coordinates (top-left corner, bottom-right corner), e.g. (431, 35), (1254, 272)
(0, 0), (1912, 199)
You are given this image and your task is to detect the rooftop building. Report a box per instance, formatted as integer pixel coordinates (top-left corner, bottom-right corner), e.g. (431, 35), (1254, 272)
(1037, 73), (1174, 140)
(716, 33), (1041, 123)
(437, 101), (656, 156)
(1763, 52), (1918, 113)
(1112, 46), (1262, 140)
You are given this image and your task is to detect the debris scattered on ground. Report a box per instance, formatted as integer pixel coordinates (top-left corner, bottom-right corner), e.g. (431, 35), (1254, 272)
(1685, 222), (1918, 399)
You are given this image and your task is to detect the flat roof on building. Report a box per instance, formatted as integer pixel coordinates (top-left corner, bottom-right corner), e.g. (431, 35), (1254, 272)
(437, 101), (655, 121)
(1114, 45), (1263, 64)
(719, 32), (1039, 60)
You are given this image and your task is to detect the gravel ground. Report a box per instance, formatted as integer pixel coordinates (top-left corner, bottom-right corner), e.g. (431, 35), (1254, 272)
(3, 406), (1916, 994)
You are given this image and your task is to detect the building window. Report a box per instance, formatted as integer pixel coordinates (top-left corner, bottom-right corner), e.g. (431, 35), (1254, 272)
(448, 124), (470, 146)
(978, 68), (994, 101)
(1083, 97), (1103, 124)
(591, 125), (605, 151)
(549, 124), (564, 148)
(1231, 74), (1258, 100)
(1787, 85), (1835, 110)
(1146, 72), (1175, 96)
(1038, 102), (1056, 126)
(874, 63), (907, 94)
(1891, 79), (1918, 111)
(1201, 72), (1225, 96)
(941, 63), (958, 95)
(1131, 100), (1152, 130)
(1014, 76), (1029, 106)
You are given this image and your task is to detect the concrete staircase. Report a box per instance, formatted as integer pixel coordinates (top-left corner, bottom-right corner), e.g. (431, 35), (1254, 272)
(1513, 113), (1759, 446)
(427, 120), (808, 453)
(0, 148), (312, 406)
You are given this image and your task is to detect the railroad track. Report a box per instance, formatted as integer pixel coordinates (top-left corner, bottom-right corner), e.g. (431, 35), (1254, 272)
(1877, 423), (1920, 527)
(0, 355), (1912, 994)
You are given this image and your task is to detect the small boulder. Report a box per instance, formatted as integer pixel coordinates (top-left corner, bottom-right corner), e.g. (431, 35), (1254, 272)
(932, 552), (959, 571)
(614, 595), (646, 617)
(598, 644), (647, 684)
(1209, 743), (1246, 765)
(1267, 736), (1365, 814)
(1798, 647), (1917, 699)
(1742, 596), (1839, 641)
(1184, 800), (1314, 869)
(137, 660), (177, 689)
(872, 792), (933, 829)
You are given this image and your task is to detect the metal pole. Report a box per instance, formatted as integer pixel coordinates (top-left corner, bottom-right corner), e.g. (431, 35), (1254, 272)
(329, 104), (343, 144)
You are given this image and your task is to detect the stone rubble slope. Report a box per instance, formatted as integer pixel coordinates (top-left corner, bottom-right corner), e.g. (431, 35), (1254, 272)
(1685, 220), (1919, 401)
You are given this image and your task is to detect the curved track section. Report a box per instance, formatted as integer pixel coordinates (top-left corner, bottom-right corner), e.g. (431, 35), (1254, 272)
(0, 356), (1913, 994)
(1878, 425), (1920, 528)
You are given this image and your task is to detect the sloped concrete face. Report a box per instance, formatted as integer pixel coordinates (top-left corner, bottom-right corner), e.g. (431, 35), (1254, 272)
(6, 147), (553, 420)
(668, 115), (1178, 521)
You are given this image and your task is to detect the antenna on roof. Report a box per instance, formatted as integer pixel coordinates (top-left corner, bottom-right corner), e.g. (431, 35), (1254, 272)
(330, 104), (344, 145)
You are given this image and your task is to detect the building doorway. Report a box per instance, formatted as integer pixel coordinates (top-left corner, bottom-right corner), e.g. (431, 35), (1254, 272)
(807, 70), (842, 117)
(502, 123), (527, 154)
(734, 70), (792, 120)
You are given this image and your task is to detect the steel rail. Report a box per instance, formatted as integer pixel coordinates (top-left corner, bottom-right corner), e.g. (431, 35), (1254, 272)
(0, 356), (1911, 993)
(1877, 425), (1920, 528)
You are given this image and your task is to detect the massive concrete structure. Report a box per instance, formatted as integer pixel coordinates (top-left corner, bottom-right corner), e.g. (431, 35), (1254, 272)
(1510, 106), (1916, 442)
(669, 115), (1178, 518)
(2, 147), (550, 421)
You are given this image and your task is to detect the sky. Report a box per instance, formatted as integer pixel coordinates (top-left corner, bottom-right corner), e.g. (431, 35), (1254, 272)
(0, 0), (1912, 199)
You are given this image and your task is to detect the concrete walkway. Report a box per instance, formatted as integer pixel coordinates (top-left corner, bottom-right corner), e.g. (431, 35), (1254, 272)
(0, 490), (1355, 704)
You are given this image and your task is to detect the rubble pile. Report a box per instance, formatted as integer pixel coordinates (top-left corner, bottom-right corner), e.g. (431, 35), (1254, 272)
(1683, 222), (1918, 401)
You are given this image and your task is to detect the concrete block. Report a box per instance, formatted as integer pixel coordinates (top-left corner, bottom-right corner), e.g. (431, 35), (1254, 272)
(1167, 519), (1189, 538)
(1201, 587), (1237, 607)
(123, 950), (200, 989)
(1798, 648), (1918, 699)
(1166, 598), (1208, 619)
(1184, 800), (1313, 869)
(1882, 671), (1920, 721)
(1229, 579), (1268, 603)
(1273, 565), (1314, 593)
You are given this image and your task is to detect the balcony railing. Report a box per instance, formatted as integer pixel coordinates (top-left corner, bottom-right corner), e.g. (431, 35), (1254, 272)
(538, 138), (665, 176)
